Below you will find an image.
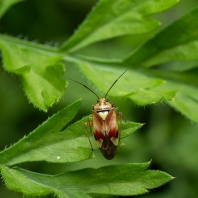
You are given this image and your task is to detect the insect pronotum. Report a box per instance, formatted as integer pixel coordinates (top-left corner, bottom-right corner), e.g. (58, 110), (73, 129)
(69, 67), (129, 160)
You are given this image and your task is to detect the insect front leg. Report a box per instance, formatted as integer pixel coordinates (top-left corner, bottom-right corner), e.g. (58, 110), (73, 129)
(84, 117), (94, 156)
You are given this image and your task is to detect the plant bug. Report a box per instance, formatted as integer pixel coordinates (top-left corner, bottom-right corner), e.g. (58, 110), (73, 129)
(69, 67), (129, 160)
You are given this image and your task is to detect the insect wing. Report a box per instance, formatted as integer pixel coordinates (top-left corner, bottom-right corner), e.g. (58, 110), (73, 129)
(92, 111), (105, 147)
(93, 108), (119, 160)
(105, 108), (119, 146)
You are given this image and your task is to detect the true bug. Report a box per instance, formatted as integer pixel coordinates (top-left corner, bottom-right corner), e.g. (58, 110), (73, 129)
(69, 67), (129, 160)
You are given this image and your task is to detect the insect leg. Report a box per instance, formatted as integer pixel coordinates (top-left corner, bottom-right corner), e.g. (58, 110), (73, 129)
(117, 111), (126, 146)
(84, 117), (94, 154)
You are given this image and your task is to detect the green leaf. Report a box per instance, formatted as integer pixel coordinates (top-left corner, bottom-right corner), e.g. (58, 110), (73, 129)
(167, 71), (198, 123)
(75, 62), (176, 105)
(124, 6), (198, 67)
(141, 69), (198, 123)
(0, 35), (67, 111)
(0, 0), (23, 18)
(1, 166), (50, 196)
(0, 99), (82, 166)
(0, 99), (142, 166)
(1, 162), (173, 197)
(60, 0), (178, 52)
(168, 84), (198, 122)
(121, 121), (144, 139)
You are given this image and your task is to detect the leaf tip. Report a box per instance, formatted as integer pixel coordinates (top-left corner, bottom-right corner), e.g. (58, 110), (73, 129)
(120, 142), (125, 146)
(143, 160), (152, 169)
(90, 152), (95, 159)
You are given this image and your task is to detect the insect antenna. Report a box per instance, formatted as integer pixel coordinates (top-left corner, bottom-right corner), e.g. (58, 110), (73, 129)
(68, 78), (100, 100)
(105, 67), (129, 98)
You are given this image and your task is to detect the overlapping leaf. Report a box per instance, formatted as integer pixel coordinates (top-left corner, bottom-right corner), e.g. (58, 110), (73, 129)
(1, 162), (173, 197)
(60, 0), (178, 52)
(0, 99), (142, 166)
(0, 1), (180, 197)
(124, 6), (198, 68)
(0, 99), (82, 166)
(141, 69), (198, 122)
(168, 83), (198, 122)
(75, 62), (176, 106)
(0, 35), (67, 111)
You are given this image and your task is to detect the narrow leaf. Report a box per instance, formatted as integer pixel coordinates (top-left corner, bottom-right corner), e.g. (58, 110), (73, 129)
(1, 162), (173, 197)
(60, 0), (178, 52)
(0, 35), (67, 111)
(124, 6), (198, 68)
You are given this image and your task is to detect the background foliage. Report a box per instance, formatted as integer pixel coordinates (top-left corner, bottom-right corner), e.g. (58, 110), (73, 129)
(1, 0), (198, 197)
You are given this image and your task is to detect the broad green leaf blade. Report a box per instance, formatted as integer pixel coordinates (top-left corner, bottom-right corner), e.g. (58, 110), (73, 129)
(76, 62), (176, 105)
(0, 35), (67, 111)
(1, 166), (50, 196)
(55, 189), (91, 198)
(124, 6), (198, 68)
(60, 0), (178, 52)
(0, 0), (23, 18)
(1, 162), (173, 197)
(0, 99), (82, 166)
(0, 99), (141, 166)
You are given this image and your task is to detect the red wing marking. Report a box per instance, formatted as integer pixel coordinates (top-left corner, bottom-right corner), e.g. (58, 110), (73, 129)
(105, 108), (118, 138)
(94, 130), (105, 140)
(92, 111), (106, 140)
(108, 128), (118, 139)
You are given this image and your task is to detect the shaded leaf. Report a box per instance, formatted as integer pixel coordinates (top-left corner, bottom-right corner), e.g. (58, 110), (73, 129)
(0, 0), (23, 18)
(60, 0), (178, 52)
(1, 162), (173, 197)
(0, 35), (67, 111)
(124, 6), (198, 68)
(142, 69), (198, 123)
(168, 84), (198, 122)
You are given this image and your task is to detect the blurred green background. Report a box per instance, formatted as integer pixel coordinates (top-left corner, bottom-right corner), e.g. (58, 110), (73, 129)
(1, 0), (198, 197)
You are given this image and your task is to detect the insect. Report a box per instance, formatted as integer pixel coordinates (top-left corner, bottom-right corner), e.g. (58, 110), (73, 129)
(69, 68), (129, 159)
